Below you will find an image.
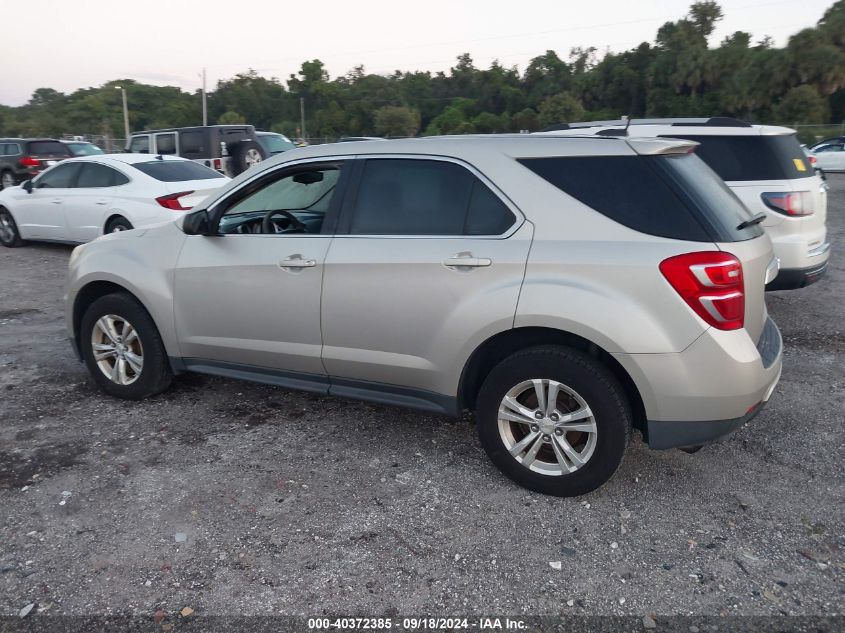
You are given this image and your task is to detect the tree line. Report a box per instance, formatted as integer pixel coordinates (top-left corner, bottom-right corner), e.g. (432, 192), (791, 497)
(1, 1), (844, 143)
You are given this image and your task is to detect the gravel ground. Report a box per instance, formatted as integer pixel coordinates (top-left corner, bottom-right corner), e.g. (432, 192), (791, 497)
(0, 176), (843, 626)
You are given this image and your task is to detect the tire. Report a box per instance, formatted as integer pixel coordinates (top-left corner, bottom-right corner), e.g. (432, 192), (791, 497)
(476, 346), (631, 497)
(0, 207), (24, 247)
(105, 216), (133, 233)
(80, 292), (173, 400)
(228, 140), (267, 176)
(0, 171), (16, 191)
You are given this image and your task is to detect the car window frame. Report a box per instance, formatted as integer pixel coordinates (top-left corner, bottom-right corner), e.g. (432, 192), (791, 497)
(334, 154), (524, 239)
(34, 162), (83, 189)
(206, 156), (352, 238)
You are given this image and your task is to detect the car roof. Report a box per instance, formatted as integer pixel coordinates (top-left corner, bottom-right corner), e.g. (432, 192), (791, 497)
(63, 153), (193, 166)
(538, 118), (796, 137)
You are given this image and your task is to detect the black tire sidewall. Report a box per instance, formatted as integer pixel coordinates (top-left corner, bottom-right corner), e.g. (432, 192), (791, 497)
(477, 347), (631, 497)
(229, 140), (267, 175)
(105, 217), (133, 233)
(80, 293), (171, 400)
(0, 208), (23, 247)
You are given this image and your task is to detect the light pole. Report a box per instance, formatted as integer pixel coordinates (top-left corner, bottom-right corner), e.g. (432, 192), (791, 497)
(198, 68), (208, 126)
(115, 86), (130, 143)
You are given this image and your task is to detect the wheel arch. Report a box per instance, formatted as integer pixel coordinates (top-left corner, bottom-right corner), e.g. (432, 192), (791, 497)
(103, 214), (130, 233)
(458, 326), (647, 435)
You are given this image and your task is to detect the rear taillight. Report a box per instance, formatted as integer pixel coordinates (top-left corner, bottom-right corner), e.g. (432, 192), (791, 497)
(761, 191), (813, 216)
(213, 158), (222, 171)
(807, 155), (817, 167)
(660, 252), (745, 331)
(155, 191), (194, 211)
(19, 156), (40, 167)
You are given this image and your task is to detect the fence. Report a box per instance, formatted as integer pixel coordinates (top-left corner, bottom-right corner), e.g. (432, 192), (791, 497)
(792, 123), (845, 145)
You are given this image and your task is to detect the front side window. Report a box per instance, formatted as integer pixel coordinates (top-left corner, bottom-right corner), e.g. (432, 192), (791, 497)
(218, 164), (341, 235)
(36, 163), (81, 188)
(76, 163), (129, 188)
(349, 158), (515, 236)
(129, 136), (150, 154)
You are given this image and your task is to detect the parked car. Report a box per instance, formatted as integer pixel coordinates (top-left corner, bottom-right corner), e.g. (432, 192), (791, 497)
(256, 131), (297, 156)
(808, 138), (845, 172)
(801, 146), (826, 179)
(65, 135), (782, 496)
(0, 138), (73, 190)
(126, 125), (268, 178)
(0, 154), (228, 247)
(63, 140), (105, 157)
(540, 118), (830, 291)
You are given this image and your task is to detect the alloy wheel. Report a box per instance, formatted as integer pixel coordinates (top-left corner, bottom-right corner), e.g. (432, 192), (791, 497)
(90, 314), (144, 385)
(497, 379), (598, 476)
(0, 173), (14, 189)
(0, 212), (15, 243)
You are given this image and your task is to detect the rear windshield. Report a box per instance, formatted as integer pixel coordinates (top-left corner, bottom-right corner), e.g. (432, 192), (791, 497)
(27, 141), (71, 156)
(518, 153), (762, 243)
(658, 134), (812, 181)
(132, 160), (225, 182)
(67, 142), (104, 156)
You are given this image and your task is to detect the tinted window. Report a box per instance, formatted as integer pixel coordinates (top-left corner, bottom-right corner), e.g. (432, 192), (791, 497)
(258, 134), (296, 154)
(653, 154), (763, 242)
(129, 136), (150, 153)
(181, 131), (205, 155)
(155, 133), (177, 155)
(132, 160), (225, 182)
(519, 156), (711, 241)
(659, 134), (813, 181)
(36, 163), (81, 188)
(815, 143), (844, 153)
(76, 163), (129, 188)
(465, 180), (516, 235)
(351, 159), (479, 235)
(27, 141), (71, 156)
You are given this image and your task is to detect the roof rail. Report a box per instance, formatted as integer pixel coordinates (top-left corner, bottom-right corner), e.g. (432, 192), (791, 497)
(541, 117), (752, 133)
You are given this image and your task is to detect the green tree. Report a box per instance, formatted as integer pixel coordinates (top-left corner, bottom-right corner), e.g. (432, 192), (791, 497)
(373, 105), (421, 137)
(775, 85), (829, 124)
(218, 111), (246, 124)
(537, 92), (586, 127)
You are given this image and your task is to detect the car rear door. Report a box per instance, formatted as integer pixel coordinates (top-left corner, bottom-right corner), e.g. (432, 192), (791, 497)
(63, 162), (127, 242)
(320, 156), (532, 403)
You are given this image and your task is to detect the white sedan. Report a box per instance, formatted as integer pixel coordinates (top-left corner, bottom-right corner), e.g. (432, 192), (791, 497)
(0, 154), (229, 247)
(809, 138), (845, 172)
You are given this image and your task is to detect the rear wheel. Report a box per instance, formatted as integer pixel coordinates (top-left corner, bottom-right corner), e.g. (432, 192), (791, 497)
(80, 293), (172, 399)
(0, 171), (15, 190)
(105, 216), (133, 233)
(476, 346), (631, 496)
(0, 207), (23, 247)
(228, 140), (267, 176)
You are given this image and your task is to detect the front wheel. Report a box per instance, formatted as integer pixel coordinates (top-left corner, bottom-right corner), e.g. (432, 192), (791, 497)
(80, 292), (172, 399)
(0, 207), (24, 247)
(0, 171), (16, 190)
(476, 346), (631, 496)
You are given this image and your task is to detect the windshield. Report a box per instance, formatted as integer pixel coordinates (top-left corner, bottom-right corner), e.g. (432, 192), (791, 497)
(258, 134), (296, 154)
(132, 160), (225, 182)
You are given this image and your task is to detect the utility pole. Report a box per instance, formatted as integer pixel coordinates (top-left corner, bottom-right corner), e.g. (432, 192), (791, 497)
(201, 68), (208, 126)
(300, 97), (306, 141)
(115, 86), (130, 142)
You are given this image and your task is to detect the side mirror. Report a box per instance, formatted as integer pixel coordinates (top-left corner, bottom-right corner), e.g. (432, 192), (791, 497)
(22, 180), (33, 194)
(182, 209), (212, 235)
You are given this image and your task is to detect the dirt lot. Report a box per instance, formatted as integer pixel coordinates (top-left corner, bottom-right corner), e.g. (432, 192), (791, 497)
(1, 177), (843, 626)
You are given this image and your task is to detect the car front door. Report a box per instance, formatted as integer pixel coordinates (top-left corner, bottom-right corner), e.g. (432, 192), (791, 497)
(173, 159), (349, 381)
(12, 162), (81, 240)
(320, 156), (532, 404)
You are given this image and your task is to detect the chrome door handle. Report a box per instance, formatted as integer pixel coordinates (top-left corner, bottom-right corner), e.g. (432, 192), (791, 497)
(279, 255), (316, 269)
(51, 198), (62, 204)
(443, 253), (492, 268)
(95, 199), (109, 205)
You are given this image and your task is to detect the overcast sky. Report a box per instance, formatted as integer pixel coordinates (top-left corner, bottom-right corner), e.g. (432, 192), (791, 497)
(0, 0), (834, 106)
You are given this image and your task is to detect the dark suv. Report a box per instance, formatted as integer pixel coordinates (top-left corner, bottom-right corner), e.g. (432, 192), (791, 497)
(0, 138), (73, 190)
(126, 125), (269, 178)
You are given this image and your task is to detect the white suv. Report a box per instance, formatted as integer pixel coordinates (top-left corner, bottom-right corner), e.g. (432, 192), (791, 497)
(541, 118), (830, 290)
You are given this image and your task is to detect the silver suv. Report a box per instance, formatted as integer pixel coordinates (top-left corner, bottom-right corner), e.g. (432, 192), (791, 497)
(65, 135), (783, 496)
(541, 118), (830, 290)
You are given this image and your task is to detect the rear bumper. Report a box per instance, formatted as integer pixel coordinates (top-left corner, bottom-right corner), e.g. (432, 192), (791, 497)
(766, 254), (829, 291)
(613, 317), (783, 447)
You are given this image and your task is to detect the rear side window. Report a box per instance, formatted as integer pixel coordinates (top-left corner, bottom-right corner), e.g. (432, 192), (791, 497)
(518, 156), (710, 241)
(129, 136), (150, 154)
(349, 159), (515, 235)
(76, 163), (129, 188)
(27, 141), (71, 156)
(132, 160), (225, 182)
(181, 131), (206, 155)
(155, 133), (177, 155)
(659, 134), (812, 181)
